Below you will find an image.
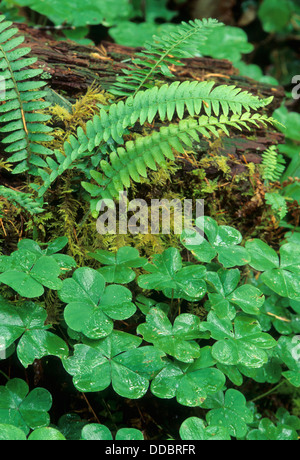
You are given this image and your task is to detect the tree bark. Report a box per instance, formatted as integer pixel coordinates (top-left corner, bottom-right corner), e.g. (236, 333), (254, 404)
(18, 23), (284, 106)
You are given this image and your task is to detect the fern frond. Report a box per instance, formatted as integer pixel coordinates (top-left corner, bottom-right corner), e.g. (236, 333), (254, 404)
(110, 18), (223, 96)
(261, 145), (286, 182)
(0, 15), (53, 174)
(265, 192), (288, 220)
(82, 112), (276, 213)
(32, 136), (109, 197)
(35, 80), (272, 197)
(0, 185), (44, 214)
(63, 80), (273, 154)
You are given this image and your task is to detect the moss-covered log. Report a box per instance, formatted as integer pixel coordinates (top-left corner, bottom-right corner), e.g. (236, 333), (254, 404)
(0, 23), (289, 249)
(18, 23), (284, 108)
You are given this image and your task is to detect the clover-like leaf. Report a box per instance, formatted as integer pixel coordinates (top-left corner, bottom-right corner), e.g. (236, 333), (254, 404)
(206, 268), (265, 318)
(0, 252), (62, 297)
(258, 294), (298, 336)
(258, 0), (293, 33)
(59, 267), (136, 339)
(138, 247), (207, 301)
(206, 293), (236, 320)
(81, 424), (113, 440)
(205, 389), (253, 438)
(247, 418), (298, 441)
(151, 355), (225, 407)
(28, 427), (66, 440)
(202, 312), (277, 368)
(275, 408), (300, 431)
(18, 237), (69, 257)
(115, 428), (144, 440)
(0, 238), (75, 298)
(0, 424), (27, 440)
(216, 363), (243, 386)
(42, 237), (76, 270)
(276, 336), (300, 387)
(13, 0), (134, 28)
(181, 217), (250, 268)
(290, 300), (300, 315)
(261, 269), (300, 301)
(135, 295), (170, 315)
(81, 424), (144, 440)
(137, 308), (205, 363)
(0, 379), (52, 435)
(180, 227), (216, 263)
(200, 25), (253, 62)
(0, 299), (68, 367)
(88, 246), (147, 284)
(228, 285), (265, 316)
(57, 414), (87, 440)
(245, 239), (279, 271)
(246, 240), (300, 301)
(18, 329), (69, 368)
(238, 354), (282, 384)
(179, 417), (231, 440)
(63, 330), (165, 398)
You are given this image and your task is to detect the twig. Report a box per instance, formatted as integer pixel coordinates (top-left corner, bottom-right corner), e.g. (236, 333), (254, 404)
(81, 392), (101, 424)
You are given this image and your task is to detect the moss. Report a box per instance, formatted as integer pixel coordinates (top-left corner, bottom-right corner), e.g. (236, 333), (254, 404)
(0, 80), (291, 264)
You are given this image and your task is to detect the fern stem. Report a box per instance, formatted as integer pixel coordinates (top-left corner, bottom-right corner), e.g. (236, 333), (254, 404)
(133, 25), (205, 96)
(84, 113), (275, 206)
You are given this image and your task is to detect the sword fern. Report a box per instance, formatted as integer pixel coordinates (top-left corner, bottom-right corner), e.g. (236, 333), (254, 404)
(110, 18), (223, 96)
(0, 15), (53, 175)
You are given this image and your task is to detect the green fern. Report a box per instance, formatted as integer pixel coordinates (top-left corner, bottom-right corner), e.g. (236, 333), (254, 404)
(265, 192), (288, 220)
(0, 185), (44, 214)
(82, 112), (276, 215)
(31, 137), (109, 197)
(101, 80), (273, 144)
(262, 145), (286, 182)
(110, 18), (223, 97)
(0, 15), (53, 174)
(35, 81), (273, 198)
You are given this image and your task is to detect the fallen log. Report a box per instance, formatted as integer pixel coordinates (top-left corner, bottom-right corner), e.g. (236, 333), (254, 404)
(0, 23), (289, 248)
(17, 23), (284, 111)
(15, 23), (286, 158)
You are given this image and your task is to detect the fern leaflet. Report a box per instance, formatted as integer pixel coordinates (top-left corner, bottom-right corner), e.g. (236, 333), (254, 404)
(0, 186), (44, 214)
(265, 192), (288, 220)
(81, 112), (276, 214)
(0, 15), (53, 174)
(110, 18), (223, 96)
(36, 81), (273, 197)
(262, 145), (286, 182)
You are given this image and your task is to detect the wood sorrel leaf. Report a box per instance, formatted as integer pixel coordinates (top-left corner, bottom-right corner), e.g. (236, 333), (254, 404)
(0, 378), (52, 435)
(203, 313), (277, 368)
(89, 246), (147, 284)
(63, 331), (165, 398)
(181, 217), (250, 268)
(206, 389), (253, 438)
(137, 308), (204, 363)
(179, 416), (231, 440)
(59, 267), (136, 339)
(151, 358), (225, 406)
(0, 300), (68, 367)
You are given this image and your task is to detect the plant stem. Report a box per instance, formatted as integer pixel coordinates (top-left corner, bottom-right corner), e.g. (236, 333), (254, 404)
(0, 370), (10, 380)
(81, 392), (101, 424)
(250, 381), (285, 403)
